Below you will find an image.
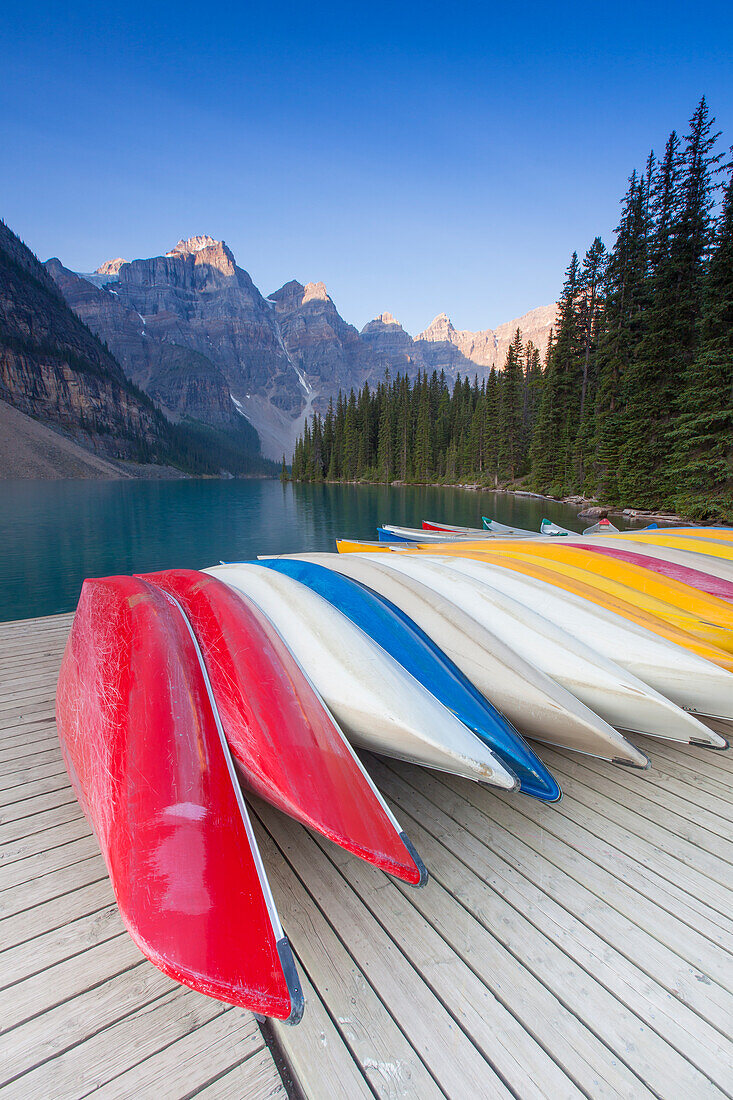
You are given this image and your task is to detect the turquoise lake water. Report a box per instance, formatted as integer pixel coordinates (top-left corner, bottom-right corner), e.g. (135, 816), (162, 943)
(0, 479), (641, 622)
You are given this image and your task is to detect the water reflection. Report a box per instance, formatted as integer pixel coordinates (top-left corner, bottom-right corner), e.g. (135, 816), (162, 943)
(0, 479), (637, 622)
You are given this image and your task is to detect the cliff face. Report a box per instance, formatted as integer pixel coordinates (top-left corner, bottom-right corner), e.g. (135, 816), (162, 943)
(415, 305), (556, 379)
(45, 259), (238, 426)
(110, 237), (300, 416)
(269, 279), (378, 399)
(359, 312), (428, 376)
(0, 221), (167, 461)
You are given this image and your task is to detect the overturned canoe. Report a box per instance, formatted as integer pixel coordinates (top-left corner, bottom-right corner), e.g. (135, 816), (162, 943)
(379, 524), (479, 543)
(579, 545), (733, 603)
(56, 575), (303, 1021)
(425, 556), (730, 743)
(423, 544), (733, 673)
(141, 569), (426, 885)
(255, 557), (560, 801)
(336, 539), (394, 553)
(295, 553), (648, 767)
(377, 555), (719, 746)
(377, 527), (419, 543)
(440, 542), (733, 654)
(581, 537), (733, 584)
(582, 518), (620, 535)
(207, 563), (519, 790)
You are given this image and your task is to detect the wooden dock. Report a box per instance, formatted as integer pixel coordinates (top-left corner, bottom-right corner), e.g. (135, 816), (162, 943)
(2, 612), (732, 1098)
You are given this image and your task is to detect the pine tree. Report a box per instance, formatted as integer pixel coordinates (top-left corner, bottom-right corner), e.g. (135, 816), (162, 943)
(672, 161), (733, 519)
(498, 329), (524, 480)
(574, 237), (607, 484)
(619, 101), (721, 504)
(343, 391), (359, 479)
(280, 454), (288, 482)
(531, 254), (582, 492)
(413, 374), (433, 480)
(593, 167), (652, 498)
(376, 374), (394, 482)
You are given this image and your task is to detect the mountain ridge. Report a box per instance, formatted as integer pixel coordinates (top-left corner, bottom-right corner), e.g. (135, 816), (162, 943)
(48, 234), (556, 459)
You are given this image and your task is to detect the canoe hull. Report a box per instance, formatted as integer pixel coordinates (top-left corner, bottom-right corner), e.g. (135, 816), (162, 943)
(256, 558), (560, 802)
(379, 555), (718, 747)
(208, 564), (518, 790)
(141, 569), (425, 886)
(294, 554), (648, 768)
(56, 575), (302, 1020)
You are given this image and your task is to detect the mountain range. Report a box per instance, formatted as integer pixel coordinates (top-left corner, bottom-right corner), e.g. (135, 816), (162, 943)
(45, 235), (556, 459)
(0, 222), (269, 478)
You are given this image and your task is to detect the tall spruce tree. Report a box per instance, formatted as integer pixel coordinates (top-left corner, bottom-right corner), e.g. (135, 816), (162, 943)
(531, 253), (581, 492)
(573, 238), (607, 485)
(672, 159), (733, 518)
(619, 101), (721, 504)
(497, 329), (524, 480)
(592, 167), (652, 498)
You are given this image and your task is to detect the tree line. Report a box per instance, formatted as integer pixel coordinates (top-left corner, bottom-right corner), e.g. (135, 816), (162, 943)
(289, 98), (732, 522)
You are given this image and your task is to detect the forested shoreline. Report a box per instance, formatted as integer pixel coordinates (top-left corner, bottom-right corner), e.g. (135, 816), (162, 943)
(288, 99), (733, 523)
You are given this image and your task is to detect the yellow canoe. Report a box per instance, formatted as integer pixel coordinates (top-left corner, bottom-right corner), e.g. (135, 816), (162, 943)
(604, 531), (733, 559)
(469, 547), (733, 653)
(629, 527), (733, 540)
(477, 542), (732, 621)
(407, 545), (733, 671)
(336, 539), (394, 554)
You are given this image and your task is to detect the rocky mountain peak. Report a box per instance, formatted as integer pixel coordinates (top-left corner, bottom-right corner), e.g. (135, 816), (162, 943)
(167, 235), (220, 256)
(418, 312), (455, 340)
(361, 311), (406, 334)
(302, 281), (330, 303)
(95, 258), (127, 276)
(165, 235), (236, 275)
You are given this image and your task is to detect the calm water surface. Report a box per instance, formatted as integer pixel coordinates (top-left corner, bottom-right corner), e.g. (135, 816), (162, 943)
(0, 479), (641, 622)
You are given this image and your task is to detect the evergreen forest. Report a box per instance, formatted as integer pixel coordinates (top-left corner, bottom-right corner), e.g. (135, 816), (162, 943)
(289, 99), (733, 522)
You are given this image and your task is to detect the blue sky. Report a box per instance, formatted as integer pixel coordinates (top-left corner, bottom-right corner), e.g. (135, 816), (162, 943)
(2, 1), (731, 333)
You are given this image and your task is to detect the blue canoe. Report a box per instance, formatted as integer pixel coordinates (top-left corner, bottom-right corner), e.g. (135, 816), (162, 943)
(256, 558), (561, 802)
(377, 527), (418, 543)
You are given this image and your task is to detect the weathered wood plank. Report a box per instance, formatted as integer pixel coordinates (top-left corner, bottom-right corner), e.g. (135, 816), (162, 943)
(0, 904), (121, 989)
(254, 820), (446, 1100)
(0, 876), (112, 950)
(259, 803), (609, 1099)
(90, 1009), (265, 1099)
(0, 963), (172, 1087)
(194, 1047), (288, 1100)
(375, 761), (733, 1094)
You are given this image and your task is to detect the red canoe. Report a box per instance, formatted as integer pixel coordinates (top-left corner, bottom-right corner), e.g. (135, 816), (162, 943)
(142, 569), (425, 886)
(56, 575), (303, 1021)
(585, 545), (733, 604)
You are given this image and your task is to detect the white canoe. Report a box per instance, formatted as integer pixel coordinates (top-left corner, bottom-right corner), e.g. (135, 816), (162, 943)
(377, 556), (721, 746)
(482, 517), (539, 537)
(422, 520), (488, 536)
(540, 519), (579, 536)
(380, 524), (486, 543)
(582, 519), (620, 535)
(427, 556), (731, 744)
(206, 564), (517, 790)
(297, 554), (648, 767)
